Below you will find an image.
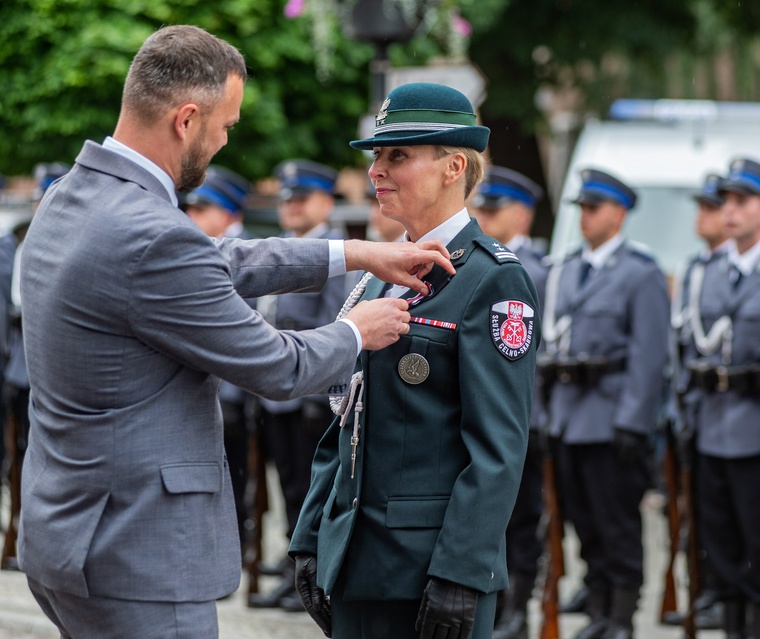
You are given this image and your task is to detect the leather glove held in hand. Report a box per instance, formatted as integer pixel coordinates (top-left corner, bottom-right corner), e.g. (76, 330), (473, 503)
(295, 554), (331, 637)
(415, 577), (479, 639)
(613, 428), (646, 465)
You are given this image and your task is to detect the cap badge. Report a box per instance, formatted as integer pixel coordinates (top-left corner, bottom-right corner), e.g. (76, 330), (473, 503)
(376, 98), (391, 126)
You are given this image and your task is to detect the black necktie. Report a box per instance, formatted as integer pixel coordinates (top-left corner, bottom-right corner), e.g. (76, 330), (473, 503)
(731, 265), (744, 290)
(579, 261), (592, 286)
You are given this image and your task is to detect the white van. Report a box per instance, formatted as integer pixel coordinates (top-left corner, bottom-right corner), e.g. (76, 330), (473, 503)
(549, 99), (760, 276)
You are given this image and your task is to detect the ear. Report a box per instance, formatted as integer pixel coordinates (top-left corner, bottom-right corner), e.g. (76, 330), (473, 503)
(174, 103), (201, 141)
(443, 152), (467, 187)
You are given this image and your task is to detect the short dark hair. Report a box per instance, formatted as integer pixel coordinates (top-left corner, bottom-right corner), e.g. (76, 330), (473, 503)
(122, 25), (247, 125)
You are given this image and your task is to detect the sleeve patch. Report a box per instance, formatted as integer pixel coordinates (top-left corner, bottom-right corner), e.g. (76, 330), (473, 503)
(490, 300), (535, 361)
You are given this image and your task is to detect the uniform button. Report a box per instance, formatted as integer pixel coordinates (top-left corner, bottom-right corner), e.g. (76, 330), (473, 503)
(490, 572), (494, 579)
(352, 498), (358, 509)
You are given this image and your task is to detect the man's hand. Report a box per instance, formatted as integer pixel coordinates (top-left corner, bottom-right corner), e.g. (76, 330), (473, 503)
(345, 298), (410, 351)
(415, 577), (479, 639)
(294, 554), (331, 637)
(344, 239), (456, 296)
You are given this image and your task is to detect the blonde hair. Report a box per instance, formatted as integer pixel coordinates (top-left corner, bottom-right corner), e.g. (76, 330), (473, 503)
(434, 146), (486, 199)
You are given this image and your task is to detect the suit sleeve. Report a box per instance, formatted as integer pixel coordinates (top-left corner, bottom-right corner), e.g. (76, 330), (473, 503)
(427, 263), (539, 592)
(129, 226), (356, 400)
(613, 264), (670, 433)
(214, 235), (331, 298)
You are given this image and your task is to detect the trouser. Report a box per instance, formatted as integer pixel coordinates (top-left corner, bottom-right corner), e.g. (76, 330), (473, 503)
(331, 572), (497, 639)
(696, 452), (760, 603)
(558, 442), (649, 592)
(220, 399), (249, 547)
(505, 437), (543, 578)
(261, 402), (331, 537)
(27, 577), (218, 639)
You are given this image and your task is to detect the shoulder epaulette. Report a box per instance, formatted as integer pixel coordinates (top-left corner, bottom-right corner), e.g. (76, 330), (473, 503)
(627, 241), (656, 262)
(473, 236), (521, 264)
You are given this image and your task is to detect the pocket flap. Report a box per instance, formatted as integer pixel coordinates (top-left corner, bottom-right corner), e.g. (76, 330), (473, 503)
(386, 497), (449, 529)
(160, 462), (221, 494)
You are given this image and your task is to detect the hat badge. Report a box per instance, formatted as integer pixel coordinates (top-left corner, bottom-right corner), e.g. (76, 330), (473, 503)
(376, 98), (391, 126)
(282, 162), (298, 178)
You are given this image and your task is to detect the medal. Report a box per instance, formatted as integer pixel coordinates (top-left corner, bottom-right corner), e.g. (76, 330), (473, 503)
(398, 353), (430, 384)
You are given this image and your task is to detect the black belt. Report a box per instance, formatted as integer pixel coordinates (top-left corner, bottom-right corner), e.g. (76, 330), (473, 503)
(687, 360), (760, 394)
(538, 354), (627, 386)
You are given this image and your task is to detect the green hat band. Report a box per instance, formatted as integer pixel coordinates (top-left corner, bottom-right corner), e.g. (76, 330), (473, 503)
(374, 109), (476, 136)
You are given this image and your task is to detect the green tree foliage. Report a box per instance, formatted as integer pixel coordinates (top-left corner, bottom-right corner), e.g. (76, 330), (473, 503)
(466, 0), (699, 127)
(0, 0), (375, 178)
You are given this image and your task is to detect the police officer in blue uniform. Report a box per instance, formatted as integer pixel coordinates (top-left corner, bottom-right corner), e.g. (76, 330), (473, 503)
(289, 82), (539, 639)
(472, 166), (547, 639)
(541, 169), (670, 639)
(681, 158), (760, 639)
(182, 165), (255, 555)
(249, 159), (347, 609)
(666, 173), (730, 630)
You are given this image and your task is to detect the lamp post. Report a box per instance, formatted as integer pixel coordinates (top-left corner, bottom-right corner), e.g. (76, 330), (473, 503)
(342, 0), (425, 111)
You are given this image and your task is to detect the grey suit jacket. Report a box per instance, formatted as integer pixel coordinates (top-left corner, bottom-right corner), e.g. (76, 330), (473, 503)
(545, 243), (670, 442)
(18, 140), (356, 601)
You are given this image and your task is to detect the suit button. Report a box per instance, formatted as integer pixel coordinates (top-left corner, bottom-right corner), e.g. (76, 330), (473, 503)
(352, 498), (358, 509)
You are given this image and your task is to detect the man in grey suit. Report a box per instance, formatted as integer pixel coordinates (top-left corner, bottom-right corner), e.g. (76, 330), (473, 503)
(541, 169), (670, 639)
(17, 25), (454, 639)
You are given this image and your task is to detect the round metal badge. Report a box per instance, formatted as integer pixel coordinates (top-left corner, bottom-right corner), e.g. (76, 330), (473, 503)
(398, 353), (430, 385)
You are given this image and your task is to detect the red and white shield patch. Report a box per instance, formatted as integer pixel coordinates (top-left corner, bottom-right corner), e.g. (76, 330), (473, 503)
(490, 300), (535, 361)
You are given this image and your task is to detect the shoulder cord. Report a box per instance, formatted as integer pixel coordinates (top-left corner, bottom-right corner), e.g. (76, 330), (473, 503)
(687, 261), (733, 363)
(329, 272), (373, 416)
(542, 261), (572, 357)
(670, 259), (690, 331)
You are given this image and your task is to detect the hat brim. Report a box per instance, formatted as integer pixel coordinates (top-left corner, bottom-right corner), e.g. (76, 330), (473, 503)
(693, 194), (723, 207)
(718, 179), (760, 196)
(570, 193), (607, 206)
(349, 127), (490, 152)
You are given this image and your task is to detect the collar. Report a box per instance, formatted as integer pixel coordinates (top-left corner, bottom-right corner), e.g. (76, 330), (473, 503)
(411, 208), (471, 246)
(582, 233), (624, 270)
(506, 234), (529, 252)
(103, 136), (178, 207)
(728, 238), (760, 276)
(388, 207), (469, 298)
(224, 220), (244, 238)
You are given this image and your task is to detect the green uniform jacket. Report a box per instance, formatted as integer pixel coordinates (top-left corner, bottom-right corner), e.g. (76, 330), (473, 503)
(290, 219), (540, 600)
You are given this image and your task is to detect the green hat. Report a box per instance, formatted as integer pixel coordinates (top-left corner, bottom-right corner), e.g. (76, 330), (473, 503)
(349, 83), (490, 152)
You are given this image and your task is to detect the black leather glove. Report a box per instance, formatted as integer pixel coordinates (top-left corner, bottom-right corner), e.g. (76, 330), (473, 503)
(612, 428), (646, 465)
(415, 577), (479, 639)
(294, 554), (331, 637)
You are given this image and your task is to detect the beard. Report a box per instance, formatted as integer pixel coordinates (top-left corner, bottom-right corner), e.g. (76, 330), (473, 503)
(177, 126), (210, 193)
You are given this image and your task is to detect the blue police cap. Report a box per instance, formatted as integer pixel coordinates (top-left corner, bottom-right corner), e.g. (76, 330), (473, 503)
(349, 83), (490, 152)
(275, 160), (337, 200)
(692, 173), (724, 207)
(719, 158), (760, 196)
(184, 165), (250, 215)
(473, 166), (543, 209)
(571, 168), (637, 210)
(33, 162), (70, 200)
